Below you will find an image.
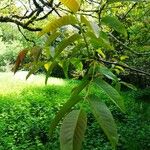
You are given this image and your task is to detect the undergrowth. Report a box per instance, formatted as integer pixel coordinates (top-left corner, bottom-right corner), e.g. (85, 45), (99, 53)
(0, 72), (149, 150)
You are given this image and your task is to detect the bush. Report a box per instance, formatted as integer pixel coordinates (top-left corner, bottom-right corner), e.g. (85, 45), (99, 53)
(0, 38), (24, 71)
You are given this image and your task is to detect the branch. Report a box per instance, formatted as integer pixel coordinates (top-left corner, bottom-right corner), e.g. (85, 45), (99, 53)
(109, 33), (150, 55)
(0, 16), (41, 31)
(98, 54), (150, 76)
(17, 25), (36, 45)
(121, 2), (137, 20)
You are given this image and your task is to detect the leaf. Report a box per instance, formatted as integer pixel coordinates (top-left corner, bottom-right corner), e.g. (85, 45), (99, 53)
(13, 49), (28, 74)
(70, 43), (86, 57)
(30, 46), (42, 62)
(94, 78), (125, 112)
(120, 55), (129, 61)
(54, 33), (82, 59)
(62, 59), (70, 78)
(60, 0), (80, 13)
(39, 15), (77, 36)
(45, 32), (61, 46)
(26, 62), (45, 80)
(49, 95), (83, 136)
(71, 75), (90, 97)
(87, 31), (114, 50)
(120, 81), (137, 91)
(96, 49), (106, 59)
(87, 94), (118, 148)
(71, 58), (83, 71)
(60, 109), (87, 150)
(81, 15), (99, 38)
(49, 77), (90, 136)
(44, 32), (61, 58)
(108, 0), (141, 3)
(45, 61), (57, 84)
(102, 16), (127, 37)
(115, 66), (125, 72)
(97, 65), (118, 82)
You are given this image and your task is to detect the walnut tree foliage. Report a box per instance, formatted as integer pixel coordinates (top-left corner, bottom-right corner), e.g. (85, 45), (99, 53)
(0, 0), (150, 149)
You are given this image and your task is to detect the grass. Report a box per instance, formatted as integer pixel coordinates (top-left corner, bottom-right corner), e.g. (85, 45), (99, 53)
(0, 71), (149, 150)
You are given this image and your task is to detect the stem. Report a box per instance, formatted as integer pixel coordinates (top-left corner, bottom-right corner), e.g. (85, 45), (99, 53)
(75, 15), (90, 56)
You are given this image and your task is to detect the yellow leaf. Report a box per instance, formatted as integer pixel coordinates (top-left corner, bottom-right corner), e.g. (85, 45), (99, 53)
(39, 15), (77, 36)
(115, 66), (125, 72)
(44, 62), (51, 71)
(60, 0), (80, 12)
(114, 69), (120, 75)
(96, 48), (106, 59)
(120, 55), (129, 61)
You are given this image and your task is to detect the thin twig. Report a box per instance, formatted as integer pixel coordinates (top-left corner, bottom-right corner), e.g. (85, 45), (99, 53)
(17, 25), (36, 45)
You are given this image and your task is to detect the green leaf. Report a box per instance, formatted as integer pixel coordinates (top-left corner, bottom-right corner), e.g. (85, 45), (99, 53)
(71, 58), (83, 71)
(49, 77), (90, 136)
(26, 62), (45, 80)
(102, 16), (127, 37)
(81, 15), (99, 38)
(62, 59), (70, 78)
(87, 94), (118, 149)
(87, 31), (114, 50)
(60, 109), (87, 150)
(120, 81), (137, 91)
(70, 43), (86, 57)
(71, 76), (90, 97)
(97, 65), (118, 82)
(39, 15), (78, 36)
(60, 0), (80, 13)
(45, 32), (61, 46)
(108, 0), (141, 3)
(49, 95), (83, 136)
(54, 33), (82, 59)
(94, 78), (125, 112)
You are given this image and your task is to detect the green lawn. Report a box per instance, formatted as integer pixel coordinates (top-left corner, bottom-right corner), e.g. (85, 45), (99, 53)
(0, 72), (149, 150)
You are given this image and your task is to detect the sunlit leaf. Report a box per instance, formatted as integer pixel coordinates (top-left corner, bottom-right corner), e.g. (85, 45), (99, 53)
(96, 49), (106, 59)
(39, 15), (78, 36)
(45, 61), (57, 84)
(115, 66), (125, 72)
(81, 15), (99, 38)
(60, 109), (87, 150)
(60, 0), (80, 13)
(120, 55), (129, 61)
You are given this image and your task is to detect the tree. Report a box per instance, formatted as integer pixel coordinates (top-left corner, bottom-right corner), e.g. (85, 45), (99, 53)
(0, 0), (150, 149)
